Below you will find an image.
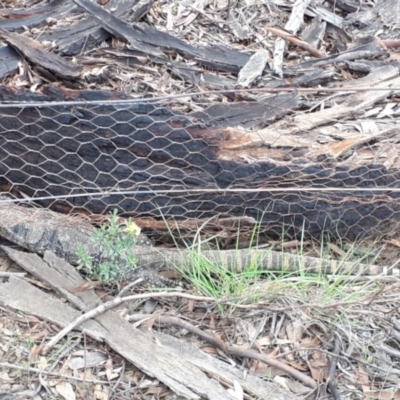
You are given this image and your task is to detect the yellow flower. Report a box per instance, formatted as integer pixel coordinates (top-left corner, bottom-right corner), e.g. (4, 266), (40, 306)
(125, 219), (141, 237)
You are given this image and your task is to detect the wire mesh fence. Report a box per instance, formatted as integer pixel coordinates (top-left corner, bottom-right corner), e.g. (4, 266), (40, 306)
(0, 93), (400, 241)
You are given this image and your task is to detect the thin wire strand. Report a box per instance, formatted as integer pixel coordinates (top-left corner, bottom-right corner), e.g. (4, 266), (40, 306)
(1, 86), (399, 108)
(1, 187), (400, 204)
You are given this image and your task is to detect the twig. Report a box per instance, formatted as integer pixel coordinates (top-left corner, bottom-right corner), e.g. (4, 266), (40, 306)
(326, 335), (341, 400)
(266, 26), (325, 58)
(325, 0), (359, 13)
(272, 0), (312, 76)
(48, 338), (81, 373)
(128, 313), (317, 389)
(379, 344), (400, 359)
(110, 359), (125, 394)
(241, 313), (268, 367)
(41, 291), (214, 355)
(116, 278), (144, 298)
(327, 276), (400, 283)
(128, 314), (226, 351)
(229, 345), (317, 388)
(226, 0), (231, 21)
(380, 39), (400, 49)
(0, 271), (26, 277)
(0, 362), (110, 384)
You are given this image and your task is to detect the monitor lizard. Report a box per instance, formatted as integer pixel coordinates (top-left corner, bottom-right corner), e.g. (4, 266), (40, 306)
(0, 203), (397, 285)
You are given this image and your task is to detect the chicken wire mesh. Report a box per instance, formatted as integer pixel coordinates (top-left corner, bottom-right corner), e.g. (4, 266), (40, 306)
(0, 96), (399, 241)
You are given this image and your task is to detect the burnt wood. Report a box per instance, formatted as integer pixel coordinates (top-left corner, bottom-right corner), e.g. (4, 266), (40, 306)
(0, 88), (399, 240)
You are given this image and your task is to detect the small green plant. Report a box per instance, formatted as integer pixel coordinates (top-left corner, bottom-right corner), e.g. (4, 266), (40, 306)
(76, 209), (140, 282)
(182, 249), (266, 299)
(173, 219), (271, 312)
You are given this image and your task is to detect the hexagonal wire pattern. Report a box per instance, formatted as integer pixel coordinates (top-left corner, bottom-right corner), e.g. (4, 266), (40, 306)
(0, 99), (399, 241)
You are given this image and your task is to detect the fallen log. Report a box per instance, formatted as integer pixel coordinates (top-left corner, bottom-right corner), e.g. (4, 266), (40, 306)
(0, 204), (396, 284)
